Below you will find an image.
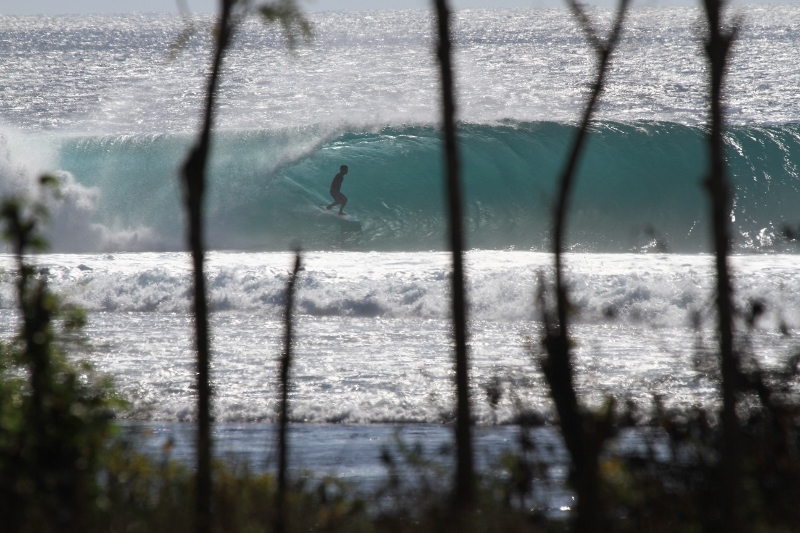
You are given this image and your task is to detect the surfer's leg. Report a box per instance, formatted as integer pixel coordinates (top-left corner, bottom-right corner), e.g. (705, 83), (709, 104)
(338, 194), (348, 215)
(327, 190), (339, 210)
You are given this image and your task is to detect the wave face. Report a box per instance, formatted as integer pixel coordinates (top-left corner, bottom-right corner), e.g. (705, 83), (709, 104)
(48, 121), (800, 253)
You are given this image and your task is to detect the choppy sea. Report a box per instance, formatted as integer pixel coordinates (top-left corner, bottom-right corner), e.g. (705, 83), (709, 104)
(1, 6), (799, 495)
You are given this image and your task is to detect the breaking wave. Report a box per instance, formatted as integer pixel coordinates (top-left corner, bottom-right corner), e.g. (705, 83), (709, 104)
(3, 120), (800, 253)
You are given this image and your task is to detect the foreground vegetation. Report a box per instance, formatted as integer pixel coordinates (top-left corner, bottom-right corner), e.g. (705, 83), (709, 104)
(1, 177), (799, 533)
(1, 0), (800, 531)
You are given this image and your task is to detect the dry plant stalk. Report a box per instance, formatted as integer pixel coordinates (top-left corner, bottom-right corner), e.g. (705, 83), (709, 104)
(275, 249), (302, 533)
(180, 1), (235, 531)
(540, 1), (629, 531)
(701, 0), (742, 530)
(432, 0), (475, 509)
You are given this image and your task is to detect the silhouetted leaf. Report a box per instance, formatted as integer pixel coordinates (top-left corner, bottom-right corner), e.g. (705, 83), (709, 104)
(258, 0), (313, 50)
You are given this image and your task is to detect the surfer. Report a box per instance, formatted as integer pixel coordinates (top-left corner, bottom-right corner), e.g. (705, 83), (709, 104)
(326, 165), (349, 216)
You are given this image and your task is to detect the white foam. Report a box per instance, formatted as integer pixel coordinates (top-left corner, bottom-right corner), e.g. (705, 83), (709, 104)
(2, 251), (797, 329)
(0, 251), (796, 423)
(0, 128), (168, 253)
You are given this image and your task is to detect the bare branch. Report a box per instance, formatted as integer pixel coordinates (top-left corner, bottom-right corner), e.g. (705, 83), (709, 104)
(701, 0), (744, 530)
(540, 0), (629, 530)
(567, 0), (629, 56)
(432, 0), (474, 509)
(567, 1), (602, 51)
(275, 248), (302, 533)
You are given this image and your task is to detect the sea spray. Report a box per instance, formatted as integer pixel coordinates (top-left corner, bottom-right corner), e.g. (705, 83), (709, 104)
(0, 130), (162, 252)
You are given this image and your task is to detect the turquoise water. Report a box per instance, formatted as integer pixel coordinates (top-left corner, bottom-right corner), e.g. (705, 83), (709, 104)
(52, 122), (800, 252)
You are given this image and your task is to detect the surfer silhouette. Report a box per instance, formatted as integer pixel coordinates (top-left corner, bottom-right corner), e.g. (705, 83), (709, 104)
(326, 164), (349, 216)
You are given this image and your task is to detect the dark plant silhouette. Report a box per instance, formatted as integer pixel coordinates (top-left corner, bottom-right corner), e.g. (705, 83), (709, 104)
(275, 249), (302, 533)
(433, 0), (474, 509)
(177, 2), (309, 531)
(538, 0), (629, 531)
(180, 3), (234, 530)
(700, 1), (742, 529)
(0, 178), (119, 533)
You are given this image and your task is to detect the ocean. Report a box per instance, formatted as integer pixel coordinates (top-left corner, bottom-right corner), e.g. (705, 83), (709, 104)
(1, 5), (799, 489)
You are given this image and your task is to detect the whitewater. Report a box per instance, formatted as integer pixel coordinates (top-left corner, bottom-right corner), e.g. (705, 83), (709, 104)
(1, 6), (800, 481)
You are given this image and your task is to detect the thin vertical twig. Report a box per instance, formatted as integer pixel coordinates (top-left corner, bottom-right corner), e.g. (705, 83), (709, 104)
(540, 1), (628, 531)
(275, 249), (302, 533)
(433, 0), (474, 508)
(701, 0), (741, 530)
(180, 1), (235, 532)
(175, 3), (308, 531)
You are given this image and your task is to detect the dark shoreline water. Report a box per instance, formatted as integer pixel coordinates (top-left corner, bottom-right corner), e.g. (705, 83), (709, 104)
(120, 421), (679, 516)
(120, 421), (552, 476)
(119, 421), (574, 512)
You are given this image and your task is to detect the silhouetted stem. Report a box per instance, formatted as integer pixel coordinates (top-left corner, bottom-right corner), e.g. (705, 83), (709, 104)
(181, 1), (235, 532)
(433, 0), (474, 508)
(543, 2), (628, 531)
(276, 250), (301, 533)
(702, 0), (741, 529)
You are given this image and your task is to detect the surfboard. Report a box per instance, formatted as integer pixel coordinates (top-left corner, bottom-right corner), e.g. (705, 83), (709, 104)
(317, 205), (360, 224)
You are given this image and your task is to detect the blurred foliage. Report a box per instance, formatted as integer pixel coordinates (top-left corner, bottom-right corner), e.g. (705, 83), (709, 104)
(257, 0), (312, 50)
(594, 399), (800, 532)
(0, 179), (123, 532)
(169, 0), (311, 60)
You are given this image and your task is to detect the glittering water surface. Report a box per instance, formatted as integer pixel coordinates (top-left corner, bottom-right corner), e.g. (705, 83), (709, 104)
(2, 7), (800, 133)
(122, 421), (574, 512)
(1, 251), (796, 423)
